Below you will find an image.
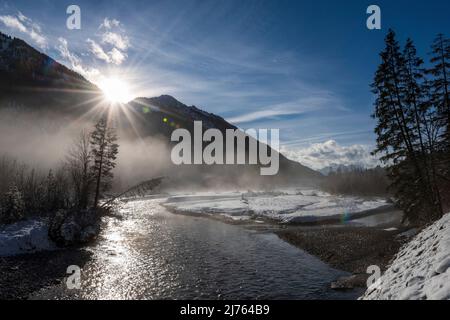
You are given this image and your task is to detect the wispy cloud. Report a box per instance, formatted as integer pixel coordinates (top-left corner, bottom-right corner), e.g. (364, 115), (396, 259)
(56, 37), (100, 80)
(99, 17), (121, 30)
(85, 18), (130, 65)
(0, 15), (26, 32)
(55, 16), (130, 82)
(87, 38), (111, 63)
(108, 47), (127, 64)
(0, 11), (47, 49)
(281, 140), (379, 170)
(227, 95), (340, 125)
(101, 31), (129, 51)
(228, 109), (300, 124)
(54, 16), (130, 73)
(87, 38), (128, 65)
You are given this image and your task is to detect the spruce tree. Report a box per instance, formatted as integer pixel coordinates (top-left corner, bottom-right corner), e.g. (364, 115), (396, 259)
(372, 30), (438, 223)
(90, 117), (119, 208)
(427, 34), (450, 210)
(0, 185), (25, 224)
(428, 34), (450, 147)
(373, 30), (415, 160)
(402, 39), (443, 217)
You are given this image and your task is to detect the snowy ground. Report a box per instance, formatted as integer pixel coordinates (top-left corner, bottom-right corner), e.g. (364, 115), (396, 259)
(163, 190), (390, 224)
(0, 219), (56, 257)
(361, 212), (450, 300)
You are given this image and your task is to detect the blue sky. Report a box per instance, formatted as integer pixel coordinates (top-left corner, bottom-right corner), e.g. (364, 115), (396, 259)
(1, 0), (449, 169)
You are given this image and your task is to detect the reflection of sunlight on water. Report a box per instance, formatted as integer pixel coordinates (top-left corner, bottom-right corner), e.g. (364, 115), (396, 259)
(89, 220), (135, 299)
(81, 199), (180, 300)
(34, 198), (359, 300)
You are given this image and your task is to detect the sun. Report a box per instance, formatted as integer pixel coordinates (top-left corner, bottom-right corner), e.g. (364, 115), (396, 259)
(99, 77), (133, 104)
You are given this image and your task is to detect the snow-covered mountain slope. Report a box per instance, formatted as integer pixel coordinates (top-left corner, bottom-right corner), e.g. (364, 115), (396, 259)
(361, 212), (450, 300)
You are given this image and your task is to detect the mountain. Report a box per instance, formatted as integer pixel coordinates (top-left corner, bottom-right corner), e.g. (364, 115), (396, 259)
(126, 95), (322, 183)
(0, 32), (89, 87)
(0, 31), (321, 187)
(125, 95), (236, 139)
(0, 31), (100, 115)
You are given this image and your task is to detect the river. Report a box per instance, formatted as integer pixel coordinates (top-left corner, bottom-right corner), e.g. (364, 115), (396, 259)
(32, 198), (362, 300)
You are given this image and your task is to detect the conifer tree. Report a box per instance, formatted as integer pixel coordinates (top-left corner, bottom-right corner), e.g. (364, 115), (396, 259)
(372, 30), (439, 223)
(90, 117), (119, 208)
(402, 39), (443, 217)
(427, 34), (450, 185)
(428, 34), (450, 146)
(0, 185), (25, 224)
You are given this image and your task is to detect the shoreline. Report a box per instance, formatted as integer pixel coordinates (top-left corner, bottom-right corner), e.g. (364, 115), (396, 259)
(280, 227), (405, 274)
(0, 248), (92, 300)
(275, 226), (406, 289)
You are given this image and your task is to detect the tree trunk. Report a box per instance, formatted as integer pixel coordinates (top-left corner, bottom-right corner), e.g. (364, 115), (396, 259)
(93, 142), (105, 209)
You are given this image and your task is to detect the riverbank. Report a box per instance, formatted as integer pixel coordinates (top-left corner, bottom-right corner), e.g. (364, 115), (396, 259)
(276, 226), (407, 288)
(273, 206), (409, 289)
(361, 212), (450, 300)
(0, 248), (91, 300)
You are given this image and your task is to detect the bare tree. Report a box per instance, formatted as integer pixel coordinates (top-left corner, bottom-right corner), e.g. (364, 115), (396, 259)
(67, 130), (92, 209)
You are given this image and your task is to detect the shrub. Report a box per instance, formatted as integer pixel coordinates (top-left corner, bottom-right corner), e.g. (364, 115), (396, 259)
(0, 185), (25, 224)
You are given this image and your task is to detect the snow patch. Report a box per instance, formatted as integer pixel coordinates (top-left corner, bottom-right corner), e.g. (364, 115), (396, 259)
(0, 219), (56, 257)
(361, 213), (450, 300)
(164, 190), (388, 224)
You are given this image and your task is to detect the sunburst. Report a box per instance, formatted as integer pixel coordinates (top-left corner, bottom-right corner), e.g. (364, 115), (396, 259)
(98, 77), (133, 104)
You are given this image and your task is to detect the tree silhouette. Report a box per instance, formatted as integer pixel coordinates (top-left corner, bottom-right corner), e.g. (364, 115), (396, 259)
(67, 130), (92, 209)
(372, 30), (443, 223)
(90, 117), (119, 208)
(428, 34), (450, 180)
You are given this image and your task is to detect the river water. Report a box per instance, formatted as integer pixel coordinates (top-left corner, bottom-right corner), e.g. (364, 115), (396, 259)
(33, 198), (361, 300)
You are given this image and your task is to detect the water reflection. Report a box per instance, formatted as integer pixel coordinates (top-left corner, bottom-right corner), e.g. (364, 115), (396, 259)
(35, 199), (361, 300)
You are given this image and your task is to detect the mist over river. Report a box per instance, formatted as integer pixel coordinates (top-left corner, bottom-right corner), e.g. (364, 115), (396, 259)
(31, 198), (362, 300)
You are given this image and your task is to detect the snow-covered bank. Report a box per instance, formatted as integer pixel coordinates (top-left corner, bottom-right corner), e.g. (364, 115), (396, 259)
(164, 190), (389, 224)
(0, 219), (56, 257)
(361, 213), (450, 300)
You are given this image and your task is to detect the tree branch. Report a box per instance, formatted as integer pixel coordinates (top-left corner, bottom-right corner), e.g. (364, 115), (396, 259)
(101, 177), (165, 208)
